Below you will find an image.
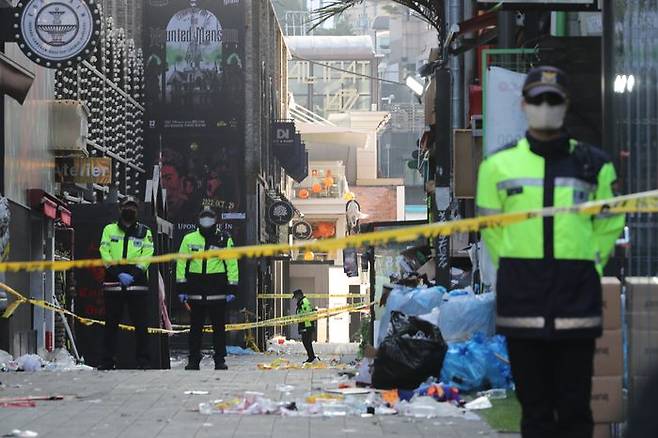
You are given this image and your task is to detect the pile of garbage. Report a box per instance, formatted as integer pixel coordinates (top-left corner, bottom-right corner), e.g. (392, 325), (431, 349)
(197, 378), (495, 418)
(196, 365), (512, 418)
(0, 349), (91, 372)
(441, 333), (512, 392)
(256, 358), (348, 370)
(371, 285), (512, 393)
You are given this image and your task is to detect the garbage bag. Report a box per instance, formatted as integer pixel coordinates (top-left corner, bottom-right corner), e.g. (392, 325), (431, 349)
(0, 349), (12, 371)
(226, 346), (256, 356)
(372, 311), (448, 390)
(484, 335), (513, 390)
(377, 285), (445, 346)
(438, 290), (495, 343)
(16, 354), (43, 372)
(440, 333), (513, 392)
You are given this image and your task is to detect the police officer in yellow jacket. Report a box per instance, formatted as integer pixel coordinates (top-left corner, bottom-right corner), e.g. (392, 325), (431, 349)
(177, 207), (239, 370)
(293, 289), (317, 363)
(477, 66), (625, 438)
(99, 197), (154, 370)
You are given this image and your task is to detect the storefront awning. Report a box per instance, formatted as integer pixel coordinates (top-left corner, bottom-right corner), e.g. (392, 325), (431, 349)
(295, 124), (371, 148)
(27, 189), (72, 225)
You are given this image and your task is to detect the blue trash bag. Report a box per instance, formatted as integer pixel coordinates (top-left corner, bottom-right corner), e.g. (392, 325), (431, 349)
(440, 333), (513, 392)
(483, 335), (513, 390)
(226, 346), (256, 356)
(376, 285), (446, 346)
(437, 290), (495, 343)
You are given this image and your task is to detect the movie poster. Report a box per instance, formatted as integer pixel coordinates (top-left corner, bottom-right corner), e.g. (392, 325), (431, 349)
(143, 0), (245, 241)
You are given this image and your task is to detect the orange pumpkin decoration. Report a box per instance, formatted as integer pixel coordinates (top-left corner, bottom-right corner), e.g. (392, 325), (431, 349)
(312, 222), (336, 239)
(311, 183), (322, 193)
(298, 188), (310, 199)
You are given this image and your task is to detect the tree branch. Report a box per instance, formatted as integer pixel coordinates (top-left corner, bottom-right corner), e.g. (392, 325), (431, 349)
(309, 0), (444, 34)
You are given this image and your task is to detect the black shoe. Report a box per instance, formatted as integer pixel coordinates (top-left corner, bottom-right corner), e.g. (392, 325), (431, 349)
(185, 362), (200, 370)
(97, 363), (115, 371)
(214, 361), (228, 370)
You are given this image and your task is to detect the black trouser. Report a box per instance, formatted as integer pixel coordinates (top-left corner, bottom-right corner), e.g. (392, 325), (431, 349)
(189, 300), (226, 362)
(301, 329), (315, 360)
(507, 338), (595, 438)
(103, 291), (149, 367)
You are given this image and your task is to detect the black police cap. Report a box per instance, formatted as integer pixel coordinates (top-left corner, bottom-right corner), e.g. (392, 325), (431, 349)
(199, 207), (217, 219)
(120, 196), (139, 208)
(523, 66), (569, 99)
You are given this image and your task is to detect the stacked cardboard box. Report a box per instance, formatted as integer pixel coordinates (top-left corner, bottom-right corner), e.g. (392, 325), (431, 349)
(590, 277), (624, 437)
(627, 277), (658, 407)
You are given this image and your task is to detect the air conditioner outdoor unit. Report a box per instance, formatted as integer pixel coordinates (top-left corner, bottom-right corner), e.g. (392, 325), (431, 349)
(32, 100), (89, 155)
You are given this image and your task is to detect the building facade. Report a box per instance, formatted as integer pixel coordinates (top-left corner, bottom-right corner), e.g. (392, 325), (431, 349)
(0, 0), (148, 356)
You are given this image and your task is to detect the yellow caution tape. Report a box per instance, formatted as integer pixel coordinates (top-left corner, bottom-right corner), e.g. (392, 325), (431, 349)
(0, 282), (371, 334)
(0, 190), (654, 274)
(226, 301), (371, 331)
(2, 298), (24, 319)
(256, 293), (368, 299)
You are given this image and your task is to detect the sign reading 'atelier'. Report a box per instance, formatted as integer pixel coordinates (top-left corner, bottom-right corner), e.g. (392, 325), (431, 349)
(55, 157), (112, 184)
(13, 0), (100, 68)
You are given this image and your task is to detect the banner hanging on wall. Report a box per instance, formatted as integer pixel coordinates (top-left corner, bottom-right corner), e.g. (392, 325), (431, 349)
(143, 0), (246, 240)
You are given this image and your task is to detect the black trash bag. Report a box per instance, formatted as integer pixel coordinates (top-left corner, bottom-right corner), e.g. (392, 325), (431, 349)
(372, 311), (448, 390)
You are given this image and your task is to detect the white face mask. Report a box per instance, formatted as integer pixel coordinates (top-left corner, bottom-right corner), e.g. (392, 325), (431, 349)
(199, 217), (216, 228)
(523, 102), (567, 130)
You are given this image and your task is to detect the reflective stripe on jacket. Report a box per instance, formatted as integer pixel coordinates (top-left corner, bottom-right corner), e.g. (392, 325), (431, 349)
(175, 229), (239, 294)
(476, 136), (625, 339)
(99, 222), (154, 292)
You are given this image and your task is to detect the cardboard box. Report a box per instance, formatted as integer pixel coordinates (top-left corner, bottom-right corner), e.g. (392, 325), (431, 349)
(601, 277), (621, 330)
(629, 329), (658, 376)
(593, 423), (612, 438)
(628, 311), (658, 331)
(453, 129), (482, 199)
(591, 376), (623, 423)
(629, 376), (650, 405)
(627, 277), (658, 315)
(594, 330), (623, 376)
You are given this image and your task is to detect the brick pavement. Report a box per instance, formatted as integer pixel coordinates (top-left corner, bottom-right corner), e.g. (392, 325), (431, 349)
(0, 355), (519, 437)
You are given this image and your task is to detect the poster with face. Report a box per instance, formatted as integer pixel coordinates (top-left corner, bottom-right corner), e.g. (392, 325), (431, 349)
(159, 135), (243, 227)
(143, 0), (245, 241)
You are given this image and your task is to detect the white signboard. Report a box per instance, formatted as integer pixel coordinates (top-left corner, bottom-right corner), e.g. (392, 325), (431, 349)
(484, 66), (528, 156)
